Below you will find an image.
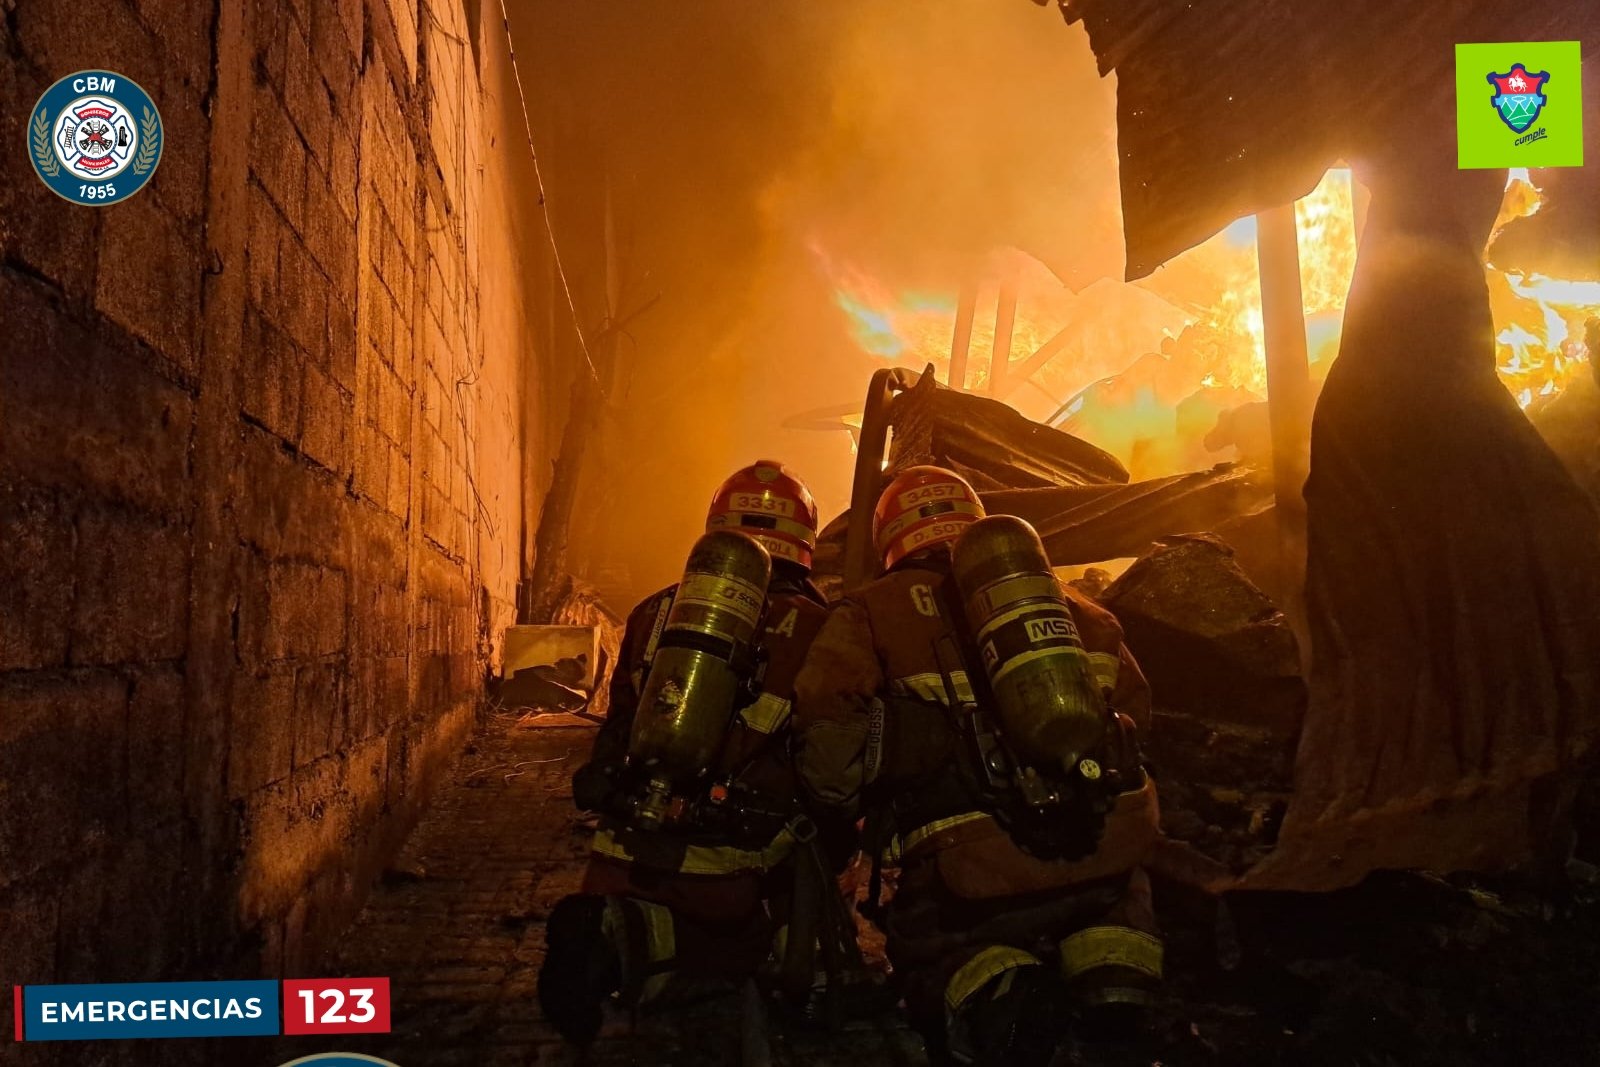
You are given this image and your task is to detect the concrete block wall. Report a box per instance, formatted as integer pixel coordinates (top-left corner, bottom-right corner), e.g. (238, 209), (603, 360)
(0, 0), (547, 983)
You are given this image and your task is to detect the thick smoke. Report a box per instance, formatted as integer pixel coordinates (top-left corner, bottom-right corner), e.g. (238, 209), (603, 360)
(511, 1), (1123, 608)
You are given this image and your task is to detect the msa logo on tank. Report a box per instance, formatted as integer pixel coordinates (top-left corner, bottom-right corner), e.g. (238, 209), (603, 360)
(1025, 616), (1078, 642)
(28, 70), (163, 205)
(980, 614), (1080, 671)
(277, 1056), (403, 1067)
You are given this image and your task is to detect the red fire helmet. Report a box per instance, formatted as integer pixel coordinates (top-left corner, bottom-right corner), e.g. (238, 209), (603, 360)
(706, 461), (820, 570)
(873, 465), (986, 571)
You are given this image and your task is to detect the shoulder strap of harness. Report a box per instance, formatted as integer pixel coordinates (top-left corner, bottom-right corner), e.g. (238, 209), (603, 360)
(641, 588), (675, 668)
(929, 569), (1020, 813)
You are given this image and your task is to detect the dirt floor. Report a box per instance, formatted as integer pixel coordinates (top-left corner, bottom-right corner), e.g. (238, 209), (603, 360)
(262, 710), (1600, 1067)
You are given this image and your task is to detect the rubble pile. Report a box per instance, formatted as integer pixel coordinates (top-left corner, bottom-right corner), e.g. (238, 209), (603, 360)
(1098, 533), (1303, 873)
(1100, 534), (1303, 729)
(810, 373), (1275, 595)
(881, 368), (1131, 489)
(1115, 869), (1600, 1067)
(1143, 710), (1295, 874)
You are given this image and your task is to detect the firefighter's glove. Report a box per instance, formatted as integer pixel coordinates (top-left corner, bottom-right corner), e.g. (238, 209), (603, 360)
(1004, 796), (1108, 863)
(572, 760), (621, 814)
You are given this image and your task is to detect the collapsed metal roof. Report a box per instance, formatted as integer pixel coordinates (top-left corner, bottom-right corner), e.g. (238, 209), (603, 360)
(1042, 0), (1594, 278)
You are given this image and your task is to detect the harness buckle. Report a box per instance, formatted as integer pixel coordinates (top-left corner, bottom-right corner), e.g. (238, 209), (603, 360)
(788, 814), (819, 844)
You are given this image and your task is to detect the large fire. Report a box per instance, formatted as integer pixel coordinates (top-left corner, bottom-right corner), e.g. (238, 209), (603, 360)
(1491, 170), (1600, 410)
(823, 168), (1597, 476)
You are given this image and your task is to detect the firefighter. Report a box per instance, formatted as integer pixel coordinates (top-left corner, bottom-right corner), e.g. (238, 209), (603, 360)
(792, 465), (1162, 1064)
(538, 461), (838, 1043)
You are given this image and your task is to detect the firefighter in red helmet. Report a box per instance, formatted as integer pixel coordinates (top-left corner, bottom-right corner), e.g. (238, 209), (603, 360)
(539, 461), (847, 1042)
(793, 465), (1162, 1064)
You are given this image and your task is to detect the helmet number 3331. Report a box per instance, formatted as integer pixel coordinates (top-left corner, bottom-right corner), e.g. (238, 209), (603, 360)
(28, 70), (163, 206)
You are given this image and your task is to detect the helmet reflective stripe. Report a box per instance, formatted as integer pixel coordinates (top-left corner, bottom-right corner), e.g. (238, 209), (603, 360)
(708, 511), (815, 542)
(743, 532), (803, 564)
(875, 498), (982, 544)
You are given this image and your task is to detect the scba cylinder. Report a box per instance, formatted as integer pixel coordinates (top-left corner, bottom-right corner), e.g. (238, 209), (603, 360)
(627, 530), (772, 827)
(952, 515), (1106, 772)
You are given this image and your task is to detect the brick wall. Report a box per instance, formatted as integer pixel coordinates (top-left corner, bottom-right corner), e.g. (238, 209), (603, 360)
(0, 0), (551, 983)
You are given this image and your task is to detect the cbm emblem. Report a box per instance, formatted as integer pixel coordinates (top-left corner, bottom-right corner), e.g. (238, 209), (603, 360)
(1487, 63), (1551, 133)
(28, 70), (163, 205)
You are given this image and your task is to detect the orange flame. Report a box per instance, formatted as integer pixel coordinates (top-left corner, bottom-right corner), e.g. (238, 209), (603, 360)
(1488, 176), (1599, 411)
(823, 167), (1596, 464)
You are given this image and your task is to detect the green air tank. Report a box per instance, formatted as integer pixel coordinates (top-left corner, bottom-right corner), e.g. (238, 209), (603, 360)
(951, 515), (1106, 773)
(627, 529), (772, 828)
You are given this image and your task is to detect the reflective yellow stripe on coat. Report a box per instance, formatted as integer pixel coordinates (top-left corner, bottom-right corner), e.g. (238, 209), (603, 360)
(1059, 925), (1164, 980)
(591, 825), (798, 876)
(882, 811), (993, 863)
(738, 692), (792, 734)
(944, 945), (1044, 1014)
(1087, 651), (1121, 692)
(602, 897), (676, 1005)
(887, 671), (975, 706)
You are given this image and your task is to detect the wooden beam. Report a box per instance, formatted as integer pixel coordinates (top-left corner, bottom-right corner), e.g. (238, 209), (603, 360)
(989, 276), (1018, 396)
(1255, 203), (1313, 658)
(996, 322), (1074, 400)
(948, 281), (977, 390)
(1257, 204), (1313, 512)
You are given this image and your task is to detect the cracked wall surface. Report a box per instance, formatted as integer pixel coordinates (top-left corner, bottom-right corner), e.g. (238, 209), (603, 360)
(1, 0), (555, 985)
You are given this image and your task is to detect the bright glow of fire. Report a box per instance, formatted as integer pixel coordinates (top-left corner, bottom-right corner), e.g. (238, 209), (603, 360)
(1493, 262), (1599, 409)
(823, 250), (1081, 398)
(1295, 171), (1359, 319)
(822, 167), (1597, 471)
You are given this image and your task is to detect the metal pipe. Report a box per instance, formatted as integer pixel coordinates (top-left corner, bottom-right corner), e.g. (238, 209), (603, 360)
(990, 277), (1018, 396)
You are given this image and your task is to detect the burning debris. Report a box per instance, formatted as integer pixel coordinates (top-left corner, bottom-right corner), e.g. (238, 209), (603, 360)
(821, 171), (1598, 490)
(810, 370), (1276, 596)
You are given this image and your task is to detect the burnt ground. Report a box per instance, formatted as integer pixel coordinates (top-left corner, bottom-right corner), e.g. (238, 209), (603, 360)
(271, 710), (1600, 1067)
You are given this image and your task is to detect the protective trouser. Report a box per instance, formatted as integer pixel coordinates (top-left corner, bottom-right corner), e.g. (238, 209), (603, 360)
(885, 860), (1161, 1061)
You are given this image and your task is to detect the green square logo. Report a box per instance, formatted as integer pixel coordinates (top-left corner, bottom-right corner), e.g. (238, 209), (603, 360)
(1456, 41), (1583, 168)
